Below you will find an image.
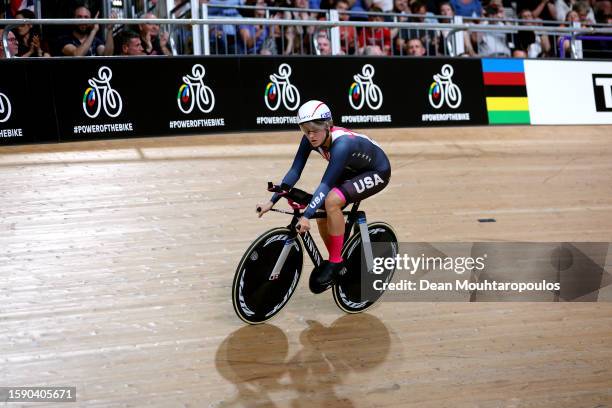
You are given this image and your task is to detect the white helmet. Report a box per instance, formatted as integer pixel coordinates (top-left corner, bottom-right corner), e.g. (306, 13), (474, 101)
(296, 100), (332, 124)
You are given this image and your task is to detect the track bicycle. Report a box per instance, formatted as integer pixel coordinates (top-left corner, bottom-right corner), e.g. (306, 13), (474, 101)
(232, 182), (398, 324)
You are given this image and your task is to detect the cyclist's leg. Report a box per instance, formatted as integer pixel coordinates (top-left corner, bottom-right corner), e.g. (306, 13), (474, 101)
(316, 218), (330, 249)
(337, 168), (391, 204)
(328, 168), (390, 263)
(321, 164), (391, 263)
(318, 168), (355, 259)
(310, 168), (391, 292)
(309, 189), (346, 293)
(324, 189), (346, 263)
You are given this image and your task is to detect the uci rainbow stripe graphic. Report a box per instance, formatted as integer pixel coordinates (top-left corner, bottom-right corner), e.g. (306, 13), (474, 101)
(482, 59), (531, 125)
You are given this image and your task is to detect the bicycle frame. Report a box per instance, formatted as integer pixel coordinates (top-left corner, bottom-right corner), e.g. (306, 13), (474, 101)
(267, 199), (375, 281)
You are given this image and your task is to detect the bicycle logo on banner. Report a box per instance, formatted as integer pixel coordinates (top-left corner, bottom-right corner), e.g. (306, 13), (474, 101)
(428, 64), (462, 109)
(0, 91), (12, 123)
(348, 64), (383, 110)
(177, 64), (216, 114)
(83, 66), (123, 119)
(264, 63), (301, 111)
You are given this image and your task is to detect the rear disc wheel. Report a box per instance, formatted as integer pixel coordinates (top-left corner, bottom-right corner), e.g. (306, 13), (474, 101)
(333, 222), (398, 314)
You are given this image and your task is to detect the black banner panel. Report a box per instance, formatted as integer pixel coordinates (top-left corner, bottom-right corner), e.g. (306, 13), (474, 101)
(52, 59), (142, 141)
(329, 59), (400, 128)
(0, 56), (489, 146)
(52, 57), (243, 141)
(395, 58), (488, 126)
(239, 57), (488, 130)
(239, 58), (325, 130)
(0, 60), (57, 145)
(26, 61), (60, 144)
(323, 58), (488, 128)
(142, 57), (242, 135)
(0, 62), (30, 144)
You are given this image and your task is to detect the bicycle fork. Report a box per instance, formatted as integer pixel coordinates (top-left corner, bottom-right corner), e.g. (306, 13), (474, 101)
(268, 232), (297, 281)
(268, 210), (325, 280)
(268, 229), (323, 281)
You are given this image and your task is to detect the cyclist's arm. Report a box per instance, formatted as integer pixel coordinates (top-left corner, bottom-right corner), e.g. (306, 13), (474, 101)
(270, 136), (312, 204)
(303, 138), (351, 219)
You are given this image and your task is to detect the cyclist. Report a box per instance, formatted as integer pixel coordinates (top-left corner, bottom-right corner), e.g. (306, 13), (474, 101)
(256, 100), (391, 294)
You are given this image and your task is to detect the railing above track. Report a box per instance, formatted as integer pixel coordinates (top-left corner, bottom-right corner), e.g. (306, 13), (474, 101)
(2, 17), (612, 59)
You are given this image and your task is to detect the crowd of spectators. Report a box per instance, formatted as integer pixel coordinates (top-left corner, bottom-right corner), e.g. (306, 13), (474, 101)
(0, 3), (171, 57)
(0, 0), (610, 59)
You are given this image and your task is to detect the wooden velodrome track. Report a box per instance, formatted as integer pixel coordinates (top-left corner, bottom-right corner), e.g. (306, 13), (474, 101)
(1, 126), (611, 407)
